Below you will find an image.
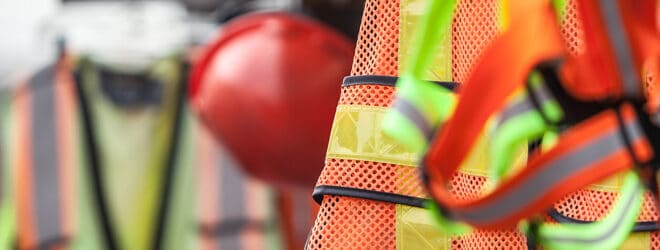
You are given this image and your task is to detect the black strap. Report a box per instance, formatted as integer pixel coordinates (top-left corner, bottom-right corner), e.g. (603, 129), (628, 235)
(312, 185), (427, 208)
(547, 209), (658, 232)
(151, 64), (188, 250)
(73, 68), (119, 250)
(342, 75), (458, 91)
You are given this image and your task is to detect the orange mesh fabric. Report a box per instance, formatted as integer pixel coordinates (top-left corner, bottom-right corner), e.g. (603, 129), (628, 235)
(449, 172), (487, 201)
(558, 0), (585, 56)
(306, 196), (396, 249)
(554, 190), (658, 222)
(338, 85), (395, 107)
(550, 2), (658, 242)
(316, 159), (427, 199)
(451, 0), (500, 83)
(452, 229), (528, 250)
(449, 0), (528, 248)
(308, 0), (401, 248)
(350, 0), (400, 76)
(448, 171), (529, 248)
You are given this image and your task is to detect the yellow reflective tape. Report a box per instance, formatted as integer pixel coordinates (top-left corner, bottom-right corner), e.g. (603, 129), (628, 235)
(459, 129), (492, 176)
(327, 105), (492, 177)
(396, 204), (452, 250)
(587, 172), (627, 192)
(327, 105), (418, 166)
(400, 0), (452, 82)
(618, 232), (650, 250)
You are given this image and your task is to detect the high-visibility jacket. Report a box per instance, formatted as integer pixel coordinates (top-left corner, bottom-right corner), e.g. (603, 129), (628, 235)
(307, 0), (658, 249)
(0, 56), (312, 250)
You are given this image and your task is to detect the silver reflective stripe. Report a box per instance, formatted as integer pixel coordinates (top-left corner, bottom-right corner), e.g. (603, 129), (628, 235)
(532, 82), (555, 106)
(392, 97), (434, 141)
(457, 118), (643, 224)
(496, 97), (534, 129)
(218, 146), (246, 250)
(30, 66), (63, 244)
(600, 0), (640, 97)
(544, 180), (641, 244)
(497, 83), (556, 128)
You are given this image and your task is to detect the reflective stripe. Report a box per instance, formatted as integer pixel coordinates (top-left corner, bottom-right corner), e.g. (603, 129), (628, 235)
(395, 204), (452, 249)
(327, 105), (419, 166)
(497, 82), (555, 128)
(497, 96), (535, 128)
(531, 81), (555, 107)
(457, 118), (643, 224)
(392, 97), (433, 141)
(219, 146), (246, 250)
(328, 105), (491, 175)
(195, 127), (219, 249)
(30, 67), (64, 246)
(599, 0), (639, 97)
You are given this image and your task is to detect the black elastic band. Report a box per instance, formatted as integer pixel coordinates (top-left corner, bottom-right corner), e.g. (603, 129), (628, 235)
(312, 185), (427, 208)
(73, 69), (119, 250)
(547, 209), (658, 232)
(342, 75), (458, 91)
(525, 219), (541, 250)
(614, 104), (643, 168)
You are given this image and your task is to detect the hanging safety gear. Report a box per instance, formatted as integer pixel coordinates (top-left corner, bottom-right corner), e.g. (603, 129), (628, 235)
(307, 0), (534, 248)
(385, 0), (660, 248)
(308, 0), (660, 248)
(423, 0), (658, 226)
(189, 12), (354, 189)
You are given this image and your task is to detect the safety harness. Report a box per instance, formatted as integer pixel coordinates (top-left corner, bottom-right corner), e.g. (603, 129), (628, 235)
(383, 0), (659, 249)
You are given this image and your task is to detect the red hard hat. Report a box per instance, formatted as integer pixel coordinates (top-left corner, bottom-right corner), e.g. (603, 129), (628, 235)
(189, 12), (354, 189)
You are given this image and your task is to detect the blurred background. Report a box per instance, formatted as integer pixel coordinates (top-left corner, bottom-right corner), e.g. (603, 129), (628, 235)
(0, 0), (363, 249)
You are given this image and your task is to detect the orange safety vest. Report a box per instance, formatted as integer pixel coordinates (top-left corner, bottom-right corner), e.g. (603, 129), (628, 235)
(307, 0), (659, 249)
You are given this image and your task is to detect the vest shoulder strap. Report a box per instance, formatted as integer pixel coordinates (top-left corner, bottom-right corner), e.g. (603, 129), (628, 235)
(13, 63), (78, 249)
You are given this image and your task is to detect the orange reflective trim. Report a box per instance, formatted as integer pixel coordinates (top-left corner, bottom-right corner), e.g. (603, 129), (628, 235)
(54, 62), (77, 240)
(195, 127), (220, 250)
(428, 105), (653, 228)
(15, 85), (37, 248)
